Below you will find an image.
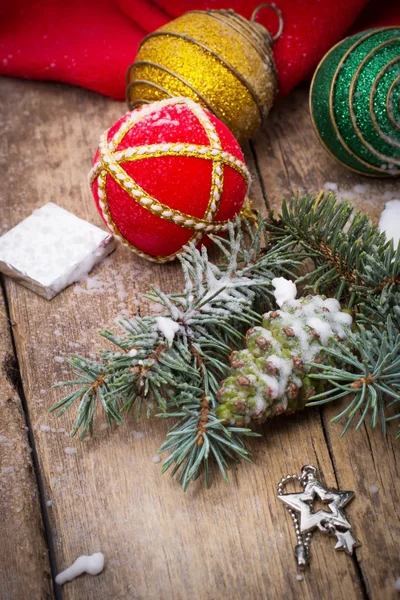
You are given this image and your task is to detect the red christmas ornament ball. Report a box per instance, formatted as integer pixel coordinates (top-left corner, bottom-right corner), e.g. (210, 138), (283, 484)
(90, 97), (250, 262)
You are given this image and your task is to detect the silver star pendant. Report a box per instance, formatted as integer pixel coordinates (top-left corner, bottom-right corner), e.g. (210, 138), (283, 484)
(277, 465), (361, 570)
(278, 473), (354, 534)
(334, 530), (361, 555)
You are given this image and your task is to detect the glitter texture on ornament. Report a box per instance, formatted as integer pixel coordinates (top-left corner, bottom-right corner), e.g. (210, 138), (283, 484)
(126, 8), (279, 143)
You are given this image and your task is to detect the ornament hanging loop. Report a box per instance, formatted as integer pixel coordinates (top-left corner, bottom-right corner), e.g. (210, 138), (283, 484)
(250, 4), (284, 41)
(301, 464), (317, 481)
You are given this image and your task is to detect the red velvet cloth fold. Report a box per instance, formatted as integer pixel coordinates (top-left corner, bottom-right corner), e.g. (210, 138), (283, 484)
(0, 0), (398, 101)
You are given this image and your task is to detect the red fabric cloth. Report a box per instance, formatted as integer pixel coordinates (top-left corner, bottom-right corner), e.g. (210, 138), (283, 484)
(0, 0), (399, 101)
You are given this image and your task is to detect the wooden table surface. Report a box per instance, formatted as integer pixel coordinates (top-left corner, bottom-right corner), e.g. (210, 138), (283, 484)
(0, 77), (399, 600)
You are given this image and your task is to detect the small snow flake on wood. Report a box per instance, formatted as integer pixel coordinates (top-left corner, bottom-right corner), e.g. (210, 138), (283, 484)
(323, 181), (338, 192)
(55, 552), (105, 586)
(64, 447), (76, 455)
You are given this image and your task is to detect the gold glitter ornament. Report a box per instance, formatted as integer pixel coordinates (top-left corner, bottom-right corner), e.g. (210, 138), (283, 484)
(126, 5), (283, 144)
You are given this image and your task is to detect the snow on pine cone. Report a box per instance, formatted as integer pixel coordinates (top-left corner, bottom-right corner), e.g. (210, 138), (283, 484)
(216, 279), (352, 426)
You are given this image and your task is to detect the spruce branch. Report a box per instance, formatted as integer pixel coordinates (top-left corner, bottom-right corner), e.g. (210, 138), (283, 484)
(51, 194), (400, 488)
(268, 192), (397, 307)
(307, 318), (400, 436)
(51, 217), (296, 488)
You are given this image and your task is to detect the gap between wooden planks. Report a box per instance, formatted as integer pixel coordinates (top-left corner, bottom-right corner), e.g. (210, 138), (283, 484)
(0, 77), (399, 600)
(0, 280), (53, 598)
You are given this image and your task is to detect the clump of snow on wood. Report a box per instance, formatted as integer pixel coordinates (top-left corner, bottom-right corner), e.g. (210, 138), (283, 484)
(353, 183), (369, 193)
(55, 552), (105, 585)
(323, 182), (338, 192)
(318, 182), (400, 210)
(379, 200), (400, 247)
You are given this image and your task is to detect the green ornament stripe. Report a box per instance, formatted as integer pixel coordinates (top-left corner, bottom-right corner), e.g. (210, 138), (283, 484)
(387, 74), (400, 131)
(372, 60), (400, 149)
(310, 27), (400, 177)
(349, 39), (400, 165)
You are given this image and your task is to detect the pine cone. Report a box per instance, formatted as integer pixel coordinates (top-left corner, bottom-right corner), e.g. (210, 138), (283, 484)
(216, 294), (352, 425)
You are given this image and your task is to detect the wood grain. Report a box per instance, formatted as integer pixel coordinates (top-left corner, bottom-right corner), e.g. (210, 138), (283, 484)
(0, 284), (52, 598)
(0, 77), (398, 600)
(323, 401), (400, 599)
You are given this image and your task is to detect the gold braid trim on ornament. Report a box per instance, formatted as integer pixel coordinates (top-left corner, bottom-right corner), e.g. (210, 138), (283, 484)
(91, 97), (251, 262)
(387, 74), (400, 131)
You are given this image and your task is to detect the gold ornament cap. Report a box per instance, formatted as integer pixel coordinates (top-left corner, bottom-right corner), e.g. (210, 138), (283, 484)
(126, 5), (283, 143)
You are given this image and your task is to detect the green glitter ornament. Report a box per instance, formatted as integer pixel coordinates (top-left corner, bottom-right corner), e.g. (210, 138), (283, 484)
(310, 27), (400, 177)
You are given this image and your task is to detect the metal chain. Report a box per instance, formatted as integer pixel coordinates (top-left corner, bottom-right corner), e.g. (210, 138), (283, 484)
(277, 468), (314, 551)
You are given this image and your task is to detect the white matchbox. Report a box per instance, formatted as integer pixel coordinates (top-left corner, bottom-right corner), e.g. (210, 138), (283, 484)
(0, 203), (116, 299)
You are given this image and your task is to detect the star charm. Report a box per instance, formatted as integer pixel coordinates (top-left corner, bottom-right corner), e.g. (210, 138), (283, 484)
(278, 475), (354, 534)
(334, 530), (361, 555)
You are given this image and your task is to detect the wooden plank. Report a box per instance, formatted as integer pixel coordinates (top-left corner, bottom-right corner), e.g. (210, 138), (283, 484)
(323, 401), (400, 599)
(1, 76), (392, 600)
(0, 284), (53, 599)
(252, 85), (400, 599)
